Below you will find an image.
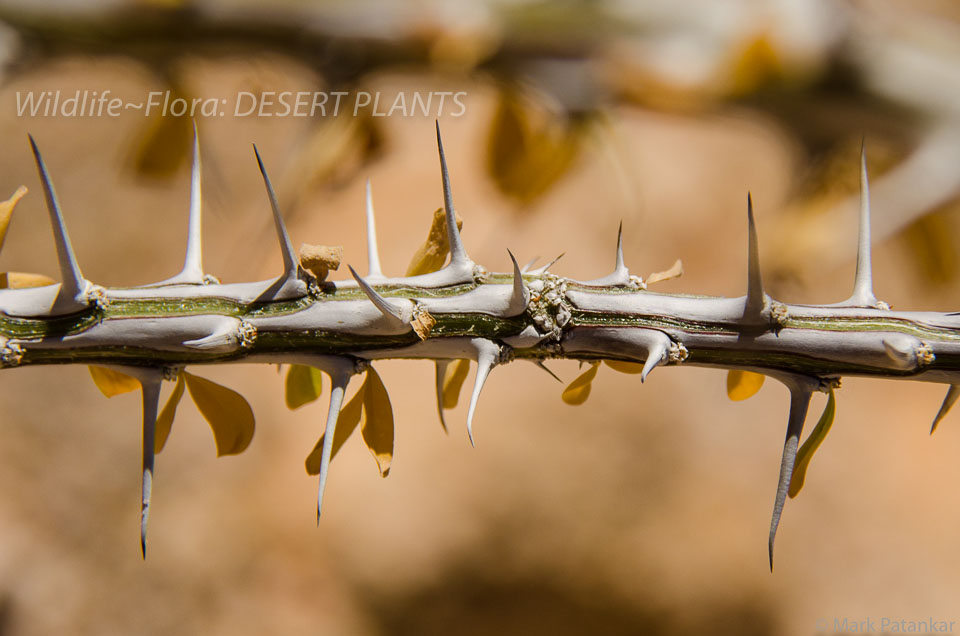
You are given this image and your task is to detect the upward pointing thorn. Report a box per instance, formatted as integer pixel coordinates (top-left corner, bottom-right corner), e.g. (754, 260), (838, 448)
(348, 264), (407, 325)
(253, 145), (300, 281)
(28, 135), (89, 307)
(769, 384), (812, 571)
(506, 249), (529, 316)
(181, 122), (204, 282)
(744, 193), (767, 321)
(615, 221), (625, 273)
(365, 180), (383, 278)
(846, 143), (879, 308)
(435, 122), (468, 267)
(466, 340), (499, 447)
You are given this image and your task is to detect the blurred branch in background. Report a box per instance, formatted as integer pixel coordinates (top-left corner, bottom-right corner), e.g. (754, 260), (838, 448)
(3, 1), (960, 294)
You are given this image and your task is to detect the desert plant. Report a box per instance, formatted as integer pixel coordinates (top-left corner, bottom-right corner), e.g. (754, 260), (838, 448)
(1, 124), (956, 572)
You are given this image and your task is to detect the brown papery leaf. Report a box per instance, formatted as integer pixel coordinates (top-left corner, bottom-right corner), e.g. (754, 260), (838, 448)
(646, 259), (684, 285)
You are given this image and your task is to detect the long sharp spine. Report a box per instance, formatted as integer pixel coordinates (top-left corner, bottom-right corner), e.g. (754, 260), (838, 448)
(932, 385), (960, 434)
(744, 193), (767, 321)
(348, 264), (406, 324)
(846, 143), (879, 308)
(466, 340), (499, 446)
(435, 122), (468, 267)
(317, 369), (349, 521)
(769, 384), (812, 571)
(181, 123), (204, 282)
(28, 135), (88, 307)
(434, 360), (450, 434)
(140, 377), (161, 559)
(365, 179), (383, 278)
(253, 145), (305, 298)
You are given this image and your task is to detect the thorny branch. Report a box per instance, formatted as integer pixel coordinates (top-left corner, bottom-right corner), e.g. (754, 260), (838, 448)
(1, 123), (959, 571)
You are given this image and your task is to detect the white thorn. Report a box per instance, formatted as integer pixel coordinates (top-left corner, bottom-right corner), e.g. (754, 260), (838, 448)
(317, 368), (350, 521)
(466, 340), (499, 446)
(365, 179), (383, 278)
(520, 256), (540, 274)
(181, 122), (205, 283)
(932, 385), (960, 434)
(434, 360), (450, 434)
(769, 384), (812, 572)
(582, 223), (630, 285)
(528, 253), (565, 276)
(435, 122), (468, 267)
(640, 336), (669, 383)
(744, 193), (767, 320)
(615, 221), (625, 272)
(28, 135), (89, 307)
(139, 376), (161, 559)
(846, 143), (879, 308)
(348, 264), (406, 324)
(506, 249), (529, 316)
(253, 145), (300, 282)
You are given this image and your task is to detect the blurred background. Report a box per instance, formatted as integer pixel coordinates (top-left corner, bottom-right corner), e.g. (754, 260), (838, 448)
(1, 0), (960, 634)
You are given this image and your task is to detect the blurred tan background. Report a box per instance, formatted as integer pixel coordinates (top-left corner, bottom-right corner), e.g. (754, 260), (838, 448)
(0, 2), (960, 635)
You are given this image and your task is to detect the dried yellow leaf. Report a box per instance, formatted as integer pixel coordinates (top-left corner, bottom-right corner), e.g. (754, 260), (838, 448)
(561, 362), (600, 406)
(89, 366), (140, 398)
(155, 374), (185, 453)
(604, 360), (645, 374)
(646, 259), (684, 285)
(285, 364), (324, 410)
(0, 272), (56, 289)
(183, 371), (255, 456)
(305, 379), (366, 476)
(726, 370), (765, 401)
(0, 186), (27, 253)
(486, 91), (585, 205)
(406, 207), (463, 276)
(789, 389), (837, 498)
(361, 367), (394, 478)
(298, 244), (342, 282)
(442, 359), (471, 409)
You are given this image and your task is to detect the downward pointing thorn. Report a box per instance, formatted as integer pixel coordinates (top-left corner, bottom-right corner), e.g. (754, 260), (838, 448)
(317, 370), (350, 520)
(140, 378), (161, 559)
(466, 340), (499, 446)
(769, 385), (812, 571)
(640, 337), (668, 383)
(434, 361), (450, 434)
(932, 385), (960, 434)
